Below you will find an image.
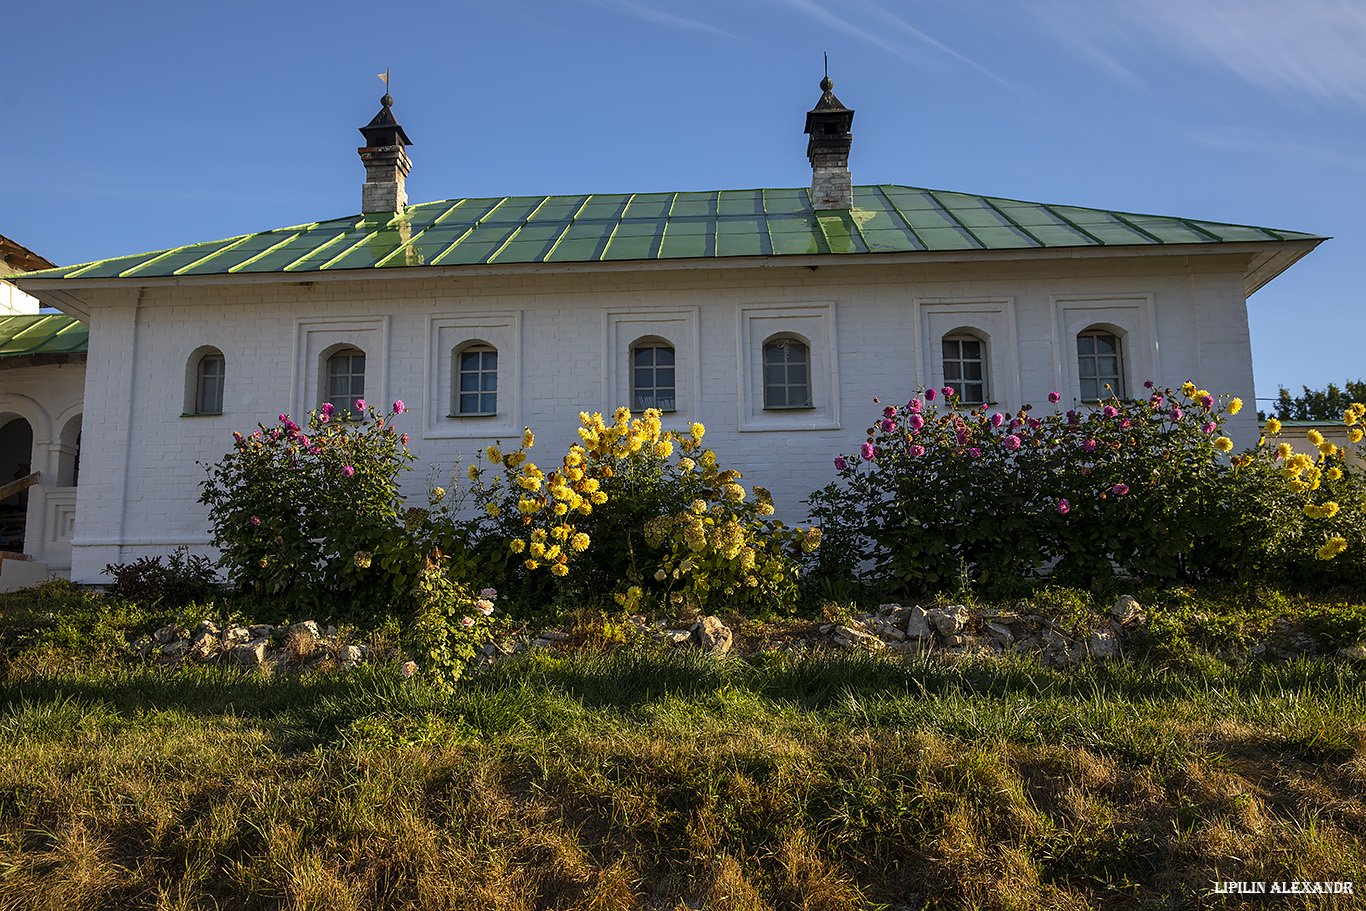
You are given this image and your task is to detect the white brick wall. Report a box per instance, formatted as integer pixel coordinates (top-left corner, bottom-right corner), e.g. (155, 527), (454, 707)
(66, 252), (1260, 582)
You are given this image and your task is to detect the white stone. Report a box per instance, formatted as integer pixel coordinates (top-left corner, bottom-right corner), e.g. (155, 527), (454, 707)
(928, 605), (969, 638)
(905, 606), (932, 640)
(1087, 629), (1120, 660)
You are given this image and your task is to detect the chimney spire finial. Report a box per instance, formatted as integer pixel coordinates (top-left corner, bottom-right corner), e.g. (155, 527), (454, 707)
(358, 75), (413, 216)
(804, 62), (854, 210)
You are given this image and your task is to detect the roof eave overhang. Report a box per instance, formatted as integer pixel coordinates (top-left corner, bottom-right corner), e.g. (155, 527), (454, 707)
(14, 238), (1326, 312)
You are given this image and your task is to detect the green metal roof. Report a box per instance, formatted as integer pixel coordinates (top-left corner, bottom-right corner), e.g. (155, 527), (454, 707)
(19, 185), (1325, 281)
(0, 314), (88, 360)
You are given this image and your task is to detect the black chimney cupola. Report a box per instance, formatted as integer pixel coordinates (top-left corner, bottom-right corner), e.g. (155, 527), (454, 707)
(804, 75), (854, 210)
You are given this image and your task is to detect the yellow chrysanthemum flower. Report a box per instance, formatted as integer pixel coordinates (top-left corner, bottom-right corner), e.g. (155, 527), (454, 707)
(1214, 437), (1233, 453)
(524, 559), (540, 571)
(722, 483), (746, 501)
(485, 502), (501, 517)
(613, 406), (631, 425)
(678, 457), (696, 472)
(544, 544), (561, 560)
(1351, 428), (1364, 443)
(1195, 389), (1211, 402)
(550, 562), (569, 577)
(517, 499), (538, 515)
(485, 445), (502, 463)
(653, 439), (673, 459)
(552, 524), (571, 541)
(690, 422), (706, 441)
(1289, 480), (1311, 493)
(1265, 418), (1282, 435)
(1308, 429), (1325, 445)
(1228, 397), (1243, 415)
(522, 428), (535, 448)
(505, 452), (527, 469)
(552, 502), (569, 516)
(530, 528), (546, 543)
(1326, 467), (1343, 481)
(529, 542), (546, 558)
(1316, 537), (1348, 560)
(1182, 381), (1197, 397)
(571, 532), (590, 552)
(467, 463), (481, 482)
(1276, 442), (1293, 460)
(509, 539), (526, 553)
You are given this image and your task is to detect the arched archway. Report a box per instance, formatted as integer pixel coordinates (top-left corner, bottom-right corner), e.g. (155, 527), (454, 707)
(0, 417), (34, 551)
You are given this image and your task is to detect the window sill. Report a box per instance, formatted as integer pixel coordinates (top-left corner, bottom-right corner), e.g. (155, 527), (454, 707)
(180, 412), (223, 418)
(447, 413), (498, 419)
(762, 406), (817, 412)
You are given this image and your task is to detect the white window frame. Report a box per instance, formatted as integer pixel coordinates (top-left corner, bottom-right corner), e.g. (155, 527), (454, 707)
(629, 338), (678, 413)
(424, 312), (520, 439)
(914, 298), (1018, 408)
(1050, 295), (1157, 404)
(292, 317), (388, 422)
(182, 344), (227, 417)
(941, 334), (989, 406)
(1076, 330), (1124, 402)
(738, 303), (838, 432)
(453, 343), (500, 417)
(323, 347), (367, 415)
(603, 308), (698, 420)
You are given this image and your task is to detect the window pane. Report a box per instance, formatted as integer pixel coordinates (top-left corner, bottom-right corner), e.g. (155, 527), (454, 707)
(460, 372), (479, 392)
(1077, 335), (1094, 356)
(766, 386), (787, 408)
(787, 363), (807, 385)
(481, 393), (496, 413)
(961, 340), (981, 358)
(482, 372), (497, 392)
(964, 362), (982, 381)
(655, 367), (674, 388)
(1094, 335), (1116, 355)
(461, 351), (481, 370)
(943, 362), (961, 381)
(634, 348), (654, 367)
(460, 393), (479, 413)
(1098, 357), (1118, 377)
(942, 339), (959, 360)
(963, 382), (984, 404)
(1080, 378), (1098, 401)
(764, 363), (786, 386)
(481, 351), (497, 371)
(655, 347), (674, 366)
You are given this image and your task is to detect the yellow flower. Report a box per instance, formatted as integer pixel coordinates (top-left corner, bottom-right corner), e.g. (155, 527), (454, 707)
(1195, 389), (1211, 402)
(529, 541), (546, 558)
(565, 447), (584, 467)
(590, 491), (607, 505)
(467, 464), (481, 482)
(545, 544), (561, 560)
(430, 486), (447, 503)
(1276, 442), (1293, 460)
(509, 539), (526, 553)
(1214, 437), (1233, 453)
(1265, 418), (1282, 435)
(1327, 467), (1343, 480)
(524, 559), (540, 570)
(1182, 382), (1197, 397)
(678, 457), (695, 472)
(522, 428), (535, 448)
(690, 422), (706, 441)
(505, 452), (527, 469)
(722, 483), (746, 501)
(1352, 428), (1364, 443)
(1307, 429), (1325, 445)
(485, 502), (501, 517)
(485, 445), (502, 462)
(517, 499), (538, 515)
(1289, 479), (1311, 493)
(550, 563), (569, 577)
(758, 502), (775, 516)
(653, 439), (673, 459)
(571, 532), (590, 552)
(552, 502), (568, 516)
(1228, 397), (1243, 415)
(1316, 537), (1348, 560)
(531, 528), (546, 543)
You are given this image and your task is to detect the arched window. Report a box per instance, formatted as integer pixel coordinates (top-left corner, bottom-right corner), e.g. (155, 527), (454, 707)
(325, 348), (366, 414)
(1077, 330), (1123, 401)
(631, 341), (675, 412)
(195, 350), (226, 415)
(763, 337), (812, 410)
(942, 334), (987, 405)
(454, 344), (498, 416)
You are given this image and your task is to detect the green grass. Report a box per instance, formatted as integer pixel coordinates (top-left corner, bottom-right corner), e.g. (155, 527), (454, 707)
(1, 584), (1364, 909)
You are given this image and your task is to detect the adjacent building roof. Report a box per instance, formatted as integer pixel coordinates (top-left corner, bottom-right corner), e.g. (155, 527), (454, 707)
(0, 315), (88, 366)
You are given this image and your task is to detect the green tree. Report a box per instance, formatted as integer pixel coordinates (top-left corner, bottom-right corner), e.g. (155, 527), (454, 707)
(1274, 380), (1366, 421)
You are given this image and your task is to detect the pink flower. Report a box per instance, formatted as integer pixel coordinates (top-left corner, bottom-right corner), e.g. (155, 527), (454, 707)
(1120, 419), (1131, 429)
(907, 399), (923, 413)
(968, 447), (982, 459)
(1113, 483), (1129, 496)
(1048, 391), (1061, 403)
(342, 465), (355, 477)
(956, 430), (968, 445)
(1170, 408), (1184, 421)
(321, 402), (335, 416)
(1083, 439), (1097, 452)
(250, 516), (260, 527)
(883, 406), (897, 418)
(1143, 380), (1154, 389)
(941, 386), (954, 398)
(461, 617), (475, 628)
(401, 433), (409, 446)
(907, 413), (925, 431)
(909, 444), (926, 458)
(393, 399), (406, 414)
(834, 455), (848, 471)
(990, 412), (1004, 427)
(480, 588), (498, 600)
(476, 600), (494, 615)
(278, 414), (288, 424)
(400, 660), (417, 678)
(860, 442), (876, 461)
(925, 388), (937, 402)
(1057, 498), (1070, 515)
(880, 418), (897, 433)
(1201, 421), (1216, 434)
(1102, 405), (1119, 418)
(1004, 435), (1021, 451)
(1200, 395), (1214, 410)
(319, 413), (329, 424)
(354, 398), (367, 412)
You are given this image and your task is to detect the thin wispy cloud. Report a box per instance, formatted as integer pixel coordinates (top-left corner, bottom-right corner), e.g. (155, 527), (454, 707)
(1041, 0), (1366, 108)
(584, 0), (733, 37)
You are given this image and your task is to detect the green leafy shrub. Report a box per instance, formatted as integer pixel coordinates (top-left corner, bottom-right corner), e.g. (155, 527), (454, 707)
(809, 385), (1365, 594)
(103, 547), (220, 607)
(406, 553), (502, 689)
(198, 399), (415, 613)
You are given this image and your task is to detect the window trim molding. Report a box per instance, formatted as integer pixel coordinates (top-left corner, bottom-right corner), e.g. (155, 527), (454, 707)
(321, 344), (368, 415)
(940, 331), (990, 406)
(1049, 294), (1157, 405)
(182, 344), (227, 417)
(628, 336), (679, 414)
(737, 302), (838, 432)
(913, 297), (1018, 409)
(603, 308), (699, 420)
(452, 342), (500, 418)
(423, 312), (521, 439)
(292, 316), (388, 422)
(761, 334), (815, 411)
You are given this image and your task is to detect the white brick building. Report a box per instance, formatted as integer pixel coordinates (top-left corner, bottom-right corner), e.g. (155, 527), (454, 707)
(13, 83), (1325, 584)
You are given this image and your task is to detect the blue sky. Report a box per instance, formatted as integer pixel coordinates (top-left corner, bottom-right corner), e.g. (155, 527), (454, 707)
(5, 0), (1363, 407)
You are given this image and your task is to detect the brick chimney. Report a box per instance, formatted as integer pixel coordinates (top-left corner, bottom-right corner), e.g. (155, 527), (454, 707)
(804, 76), (854, 210)
(358, 93), (413, 216)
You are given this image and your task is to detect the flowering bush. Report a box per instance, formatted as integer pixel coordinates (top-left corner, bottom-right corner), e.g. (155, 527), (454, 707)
(406, 556), (501, 689)
(199, 400), (414, 611)
(809, 385), (1365, 592)
(423, 407), (819, 612)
